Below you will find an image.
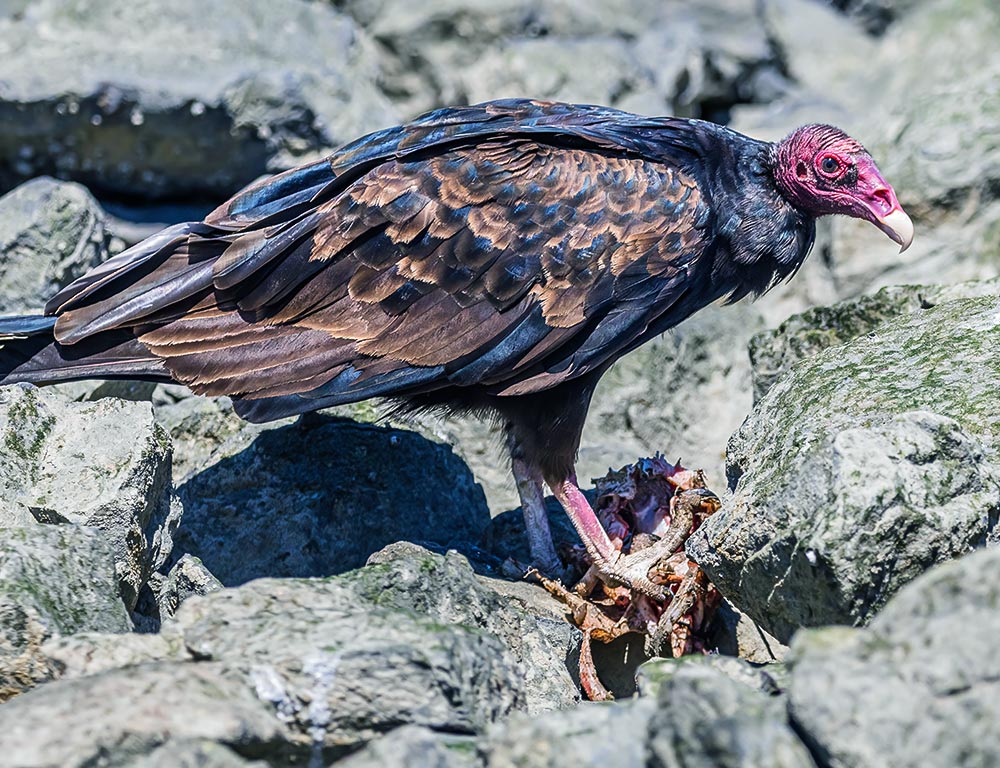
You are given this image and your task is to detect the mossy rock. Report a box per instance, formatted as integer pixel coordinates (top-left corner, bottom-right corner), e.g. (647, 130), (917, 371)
(0, 525), (131, 701)
(749, 278), (1000, 402)
(690, 295), (1000, 641)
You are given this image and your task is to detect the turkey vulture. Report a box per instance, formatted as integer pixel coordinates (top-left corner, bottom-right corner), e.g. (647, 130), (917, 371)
(0, 99), (912, 597)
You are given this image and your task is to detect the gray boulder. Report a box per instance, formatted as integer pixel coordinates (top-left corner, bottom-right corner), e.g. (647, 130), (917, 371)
(2, 545), (582, 763)
(483, 660), (811, 768)
(688, 295), (1000, 641)
(0, 0), (396, 199)
(484, 697), (657, 768)
(334, 726), (480, 768)
(788, 546), (1000, 768)
(174, 575), (524, 758)
(749, 278), (1000, 402)
(0, 663), (288, 768)
(131, 741), (270, 768)
(39, 630), (184, 683)
(645, 662), (816, 768)
(705, 600), (789, 664)
(0, 177), (115, 313)
(0, 554), (535, 763)
(0, 384), (182, 610)
(340, 0), (783, 120)
(635, 655), (784, 699)
(155, 554), (223, 621)
(0, 525), (130, 701)
(362, 543), (581, 713)
(173, 414), (489, 585)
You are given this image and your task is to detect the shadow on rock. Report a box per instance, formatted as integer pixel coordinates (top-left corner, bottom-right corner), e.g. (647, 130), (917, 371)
(171, 414), (490, 586)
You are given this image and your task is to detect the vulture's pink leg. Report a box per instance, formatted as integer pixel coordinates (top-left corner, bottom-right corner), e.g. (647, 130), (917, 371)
(551, 476), (666, 600)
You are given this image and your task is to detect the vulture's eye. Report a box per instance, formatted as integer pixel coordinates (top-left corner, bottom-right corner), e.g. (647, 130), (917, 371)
(819, 155), (841, 175)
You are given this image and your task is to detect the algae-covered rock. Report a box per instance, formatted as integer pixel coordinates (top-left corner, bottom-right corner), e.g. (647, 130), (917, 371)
(0, 384), (182, 610)
(0, 177), (115, 313)
(688, 296), (1000, 641)
(0, 525), (131, 701)
(749, 278), (1000, 401)
(359, 544), (581, 713)
(788, 546), (1000, 768)
(0, 0), (396, 199)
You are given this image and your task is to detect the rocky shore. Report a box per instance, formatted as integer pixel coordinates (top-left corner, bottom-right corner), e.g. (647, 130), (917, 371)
(0, 0), (997, 765)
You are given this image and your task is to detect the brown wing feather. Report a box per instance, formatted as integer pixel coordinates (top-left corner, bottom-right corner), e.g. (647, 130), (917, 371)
(49, 129), (710, 415)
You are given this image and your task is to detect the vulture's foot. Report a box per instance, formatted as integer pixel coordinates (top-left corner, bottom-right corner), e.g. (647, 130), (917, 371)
(551, 477), (667, 599)
(539, 458), (725, 699)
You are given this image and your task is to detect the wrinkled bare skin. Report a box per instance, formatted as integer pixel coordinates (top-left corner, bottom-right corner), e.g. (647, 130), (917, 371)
(529, 456), (722, 701)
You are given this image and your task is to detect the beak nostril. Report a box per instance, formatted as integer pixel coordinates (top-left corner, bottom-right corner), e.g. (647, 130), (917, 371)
(871, 188), (894, 216)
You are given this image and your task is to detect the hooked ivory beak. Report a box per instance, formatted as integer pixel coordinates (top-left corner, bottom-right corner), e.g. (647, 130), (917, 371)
(875, 208), (914, 253)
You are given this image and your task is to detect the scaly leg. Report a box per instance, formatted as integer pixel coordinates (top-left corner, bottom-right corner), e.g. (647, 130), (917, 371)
(508, 436), (562, 575)
(550, 476), (666, 600)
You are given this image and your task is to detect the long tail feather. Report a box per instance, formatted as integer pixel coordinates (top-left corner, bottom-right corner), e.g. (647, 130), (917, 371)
(0, 315), (170, 386)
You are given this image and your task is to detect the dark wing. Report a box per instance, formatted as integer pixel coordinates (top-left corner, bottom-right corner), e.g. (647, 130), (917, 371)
(45, 100), (713, 422)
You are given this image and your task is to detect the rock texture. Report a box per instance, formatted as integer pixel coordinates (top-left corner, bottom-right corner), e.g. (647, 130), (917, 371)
(749, 279), (1000, 402)
(689, 296), (1000, 641)
(360, 544), (581, 714)
(0, 384), (182, 610)
(172, 415), (489, 585)
(788, 546), (1000, 768)
(0, 176), (115, 312)
(0, 546), (578, 763)
(155, 554), (223, 621)
(337, 0), (784, 120)
(0, 0), (396, 199)
(0, 526), (130, 701)
(175, 578), (523, 758)
(0, 663), (289, 767)
(483, 659), (812, 768)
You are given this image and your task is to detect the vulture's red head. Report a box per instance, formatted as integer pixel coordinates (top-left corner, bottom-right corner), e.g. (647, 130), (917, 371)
(774, 124), (913, 251)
